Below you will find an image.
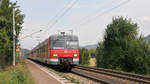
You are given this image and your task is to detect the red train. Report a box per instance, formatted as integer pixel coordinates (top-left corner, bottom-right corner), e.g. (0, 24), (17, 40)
(28, 32), (79, 70)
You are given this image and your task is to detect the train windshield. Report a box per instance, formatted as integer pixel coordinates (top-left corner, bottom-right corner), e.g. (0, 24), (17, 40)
(51, 40), (65, 50)
(66, 41), (78, 50)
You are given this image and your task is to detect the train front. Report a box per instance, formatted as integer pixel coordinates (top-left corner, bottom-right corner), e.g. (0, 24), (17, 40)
(49, 33), (79, 68)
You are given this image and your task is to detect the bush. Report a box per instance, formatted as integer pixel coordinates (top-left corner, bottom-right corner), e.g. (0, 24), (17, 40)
(0, 0), (24, 68)
(79, 48), (90, 65)
(0, 58), (35, 84)
(96, 17), (150, 75)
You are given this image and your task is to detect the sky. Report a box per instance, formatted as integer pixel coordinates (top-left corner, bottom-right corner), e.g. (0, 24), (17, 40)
(10, 0), (150, 50)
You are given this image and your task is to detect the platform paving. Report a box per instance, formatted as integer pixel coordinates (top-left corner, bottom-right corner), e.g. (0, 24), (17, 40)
(26, 60), (62, 84)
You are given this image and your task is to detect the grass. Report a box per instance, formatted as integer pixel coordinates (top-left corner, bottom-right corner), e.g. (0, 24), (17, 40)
(0, 58), (35, 84)
(46, 67), (83, 84)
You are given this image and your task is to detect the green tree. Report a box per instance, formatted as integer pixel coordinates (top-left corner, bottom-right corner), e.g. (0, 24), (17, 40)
(89, 48), (96, 58)
(0, 0), (24, 68)
(96, 42), (104, 67)
(79, 48), (90, 65)
(0, 16), (12, 68)
(0, 28), (10, 68)
(96, 17), (150, 74)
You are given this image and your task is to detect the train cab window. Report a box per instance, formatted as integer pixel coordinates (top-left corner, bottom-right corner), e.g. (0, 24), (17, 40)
(51, 40), (65, 50)
(66, 41), (78, 50)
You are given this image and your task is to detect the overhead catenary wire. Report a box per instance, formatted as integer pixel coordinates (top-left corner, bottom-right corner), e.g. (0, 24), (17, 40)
(71, 0), (118, 27)
(72, 0), (131, 45)
(45, 0), (73, 29)
(43, 0), (79, 33)
(19, 30), (42, 40)
(20, 0), (79, 50)
(30, 0), (76, 44)
(70, 0), (120, 38)
(75, 0), (131, 27)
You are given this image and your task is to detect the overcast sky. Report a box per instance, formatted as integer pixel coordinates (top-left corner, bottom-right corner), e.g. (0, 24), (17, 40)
(10, 0), (150, 50)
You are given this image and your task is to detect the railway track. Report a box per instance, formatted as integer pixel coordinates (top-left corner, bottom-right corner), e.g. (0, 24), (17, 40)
(72, 66), (150, 84)
(30, 59), (150, 84)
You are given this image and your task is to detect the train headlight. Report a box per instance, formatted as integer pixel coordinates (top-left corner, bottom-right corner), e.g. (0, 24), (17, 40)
(74, 54), (77, 57)
(53, 54), (58, 57)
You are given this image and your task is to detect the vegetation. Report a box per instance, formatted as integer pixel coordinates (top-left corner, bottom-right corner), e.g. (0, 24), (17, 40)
(89, 48), (96, 58)
(144, 35), (150, 45)
(0, 0), (24, 68)
(96, 17), (150, 75)
(79, 48), (90, 65)
(0, 58), (35, 84)
(47, 65), (82, 84)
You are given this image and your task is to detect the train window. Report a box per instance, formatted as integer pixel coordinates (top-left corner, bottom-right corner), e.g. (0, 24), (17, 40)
(66, 41), (78, 50)
(51, 40), (65, 50)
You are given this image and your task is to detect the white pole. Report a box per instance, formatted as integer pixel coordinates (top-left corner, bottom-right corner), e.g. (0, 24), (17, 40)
(0, 0), (2, 7)
(13, 7), (16, 66)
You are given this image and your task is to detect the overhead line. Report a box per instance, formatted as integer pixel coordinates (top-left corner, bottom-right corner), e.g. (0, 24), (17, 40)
(46, 0), (73, 28)
(76, 0), (131, 26)
(72, 0), (117, 27)
(19, 30), (42, 40)
(44, 0), (79, 32)
(95, 0), (131, 19)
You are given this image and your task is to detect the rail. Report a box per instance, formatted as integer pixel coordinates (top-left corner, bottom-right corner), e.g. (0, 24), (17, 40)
(72, 66), (150, 84)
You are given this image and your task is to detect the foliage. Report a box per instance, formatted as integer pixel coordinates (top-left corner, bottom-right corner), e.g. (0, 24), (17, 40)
(89, 48), (96, 58)
(0, 0), (24, 68)
(79, 48), (90, 65)
(0, 27), (11, 68)
(144, 35), (150, 45)
(0, 58), (35, 84)
(96, 17), (150, 75)
(96, 42), (104, 68)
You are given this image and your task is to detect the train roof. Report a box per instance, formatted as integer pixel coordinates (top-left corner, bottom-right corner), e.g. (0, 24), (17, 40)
(32, 38), (48, 51)
(50, 34), (78, 40)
